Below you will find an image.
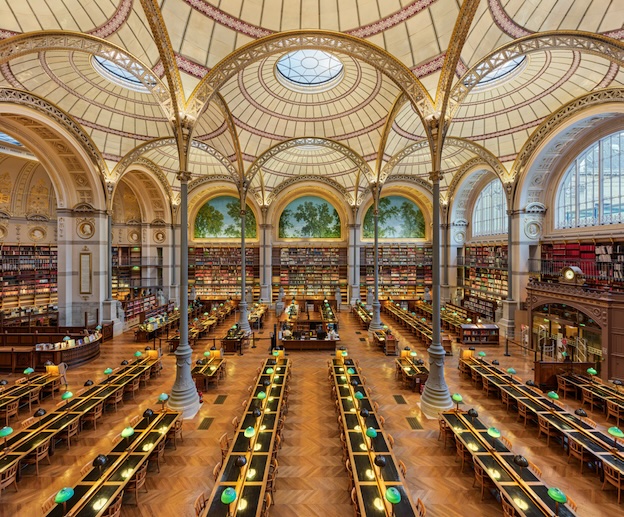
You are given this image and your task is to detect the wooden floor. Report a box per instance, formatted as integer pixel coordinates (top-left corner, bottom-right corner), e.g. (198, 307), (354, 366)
(1, 308), (618, 516)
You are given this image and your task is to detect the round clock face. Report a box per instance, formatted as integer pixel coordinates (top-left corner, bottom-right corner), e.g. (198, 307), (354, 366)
(564, 269), (575, 281)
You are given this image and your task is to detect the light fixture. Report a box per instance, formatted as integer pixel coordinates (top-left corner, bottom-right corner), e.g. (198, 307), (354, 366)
(143, 408), (155, 419)
(506, 367), (516, 375)
(547, 391), (559, 401)
(92, 454), (108, 477)
(478, 351), (486, 358)
(104, 367), (113, 382)
(587, 367), (597, 383)
(513, 455), (529, 469)
(608, 426), (624, 448)
(0, 426), (13, 453)
(54, 487), (74, 512)
(158, 393), (169, 412)
(547, 487), (567, 516)
(451, 393), (463, 412)
(84, 379), (94, 386)
(467, 408), (478, 423)
(121, 426), (135, 440)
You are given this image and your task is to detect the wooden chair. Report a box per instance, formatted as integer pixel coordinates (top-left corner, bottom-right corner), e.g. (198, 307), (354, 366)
(260, 492), (272, 517)
(500, 435), (513, 451)
(438, 417), (455, 448)
(471, 368), (482, 387)
(537, 414), (560, 447)
(80, 460), (92, 476)
(517, 400), (530, 427)
(81, 402), (104, 431)
(231, 416), (239, 431)
(0, 460), (18, 496)
(21, 416), (36, 430)
(482, 376), (498, 398)
(350, 487), (362, 517)
(140, 369), (151, 388)
(212, 461), (222, 481)
(219, 432), (230, 462)
(567, 438), (590, 473)
(387, 433), (395, 449)
(473, 462), (496, 500)
(458, 360), (470, 376)
(167, 418), (183, 449)
(105, 387), (124, 413)
(378, 415), (386, 426)
(130, 415), (141, 427)
(501, 493), (516, 517)
(416, 498), (426, 517)
(581, 387), (598, 412)
(501, 389), (513, 412)
(584, 417), (598, 429)
(124, 377), (141, 401)
(602, 462), (623, 503)
(23, 387), (41, 411)
(455, 440), (472, 473)
(15, 377), (27, 385)
(42, 377), (62, 399)
(125, 461), (148, 505)
(112, 433), (123, 447)
(398, 459), (407, 477)
(566, 496), (577, 512)
(103, 490), (124, 517)
(607, 400), (622, 427)
(21, 438), (51, 476)
(527, 460), (542, 478)
(0, 400), (19, 426)
(60, 419), (79, 449)
(266, 457), (278, 502)
(148, 438), (166, 472)
(41, 493), (56, 514)
(194, 491), (208, 516)
(557, 375), (577, 399)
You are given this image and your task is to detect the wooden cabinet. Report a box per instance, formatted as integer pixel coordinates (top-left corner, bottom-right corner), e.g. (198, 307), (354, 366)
(460, 323), (499, 346)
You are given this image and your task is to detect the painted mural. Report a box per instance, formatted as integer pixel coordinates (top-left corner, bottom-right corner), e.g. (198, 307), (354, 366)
(278, 196), (341, 238)
(194, 196), (257, 239)
(363, 195), (425, 238)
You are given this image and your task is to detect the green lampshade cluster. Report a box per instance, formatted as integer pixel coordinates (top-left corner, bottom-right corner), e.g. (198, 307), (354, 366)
(134, 351), (142, 357)
(0, 426), (13, 438)
(506, 367), (516, 375)
(385, 486), (402, 504)
(61, 391), (73, 401)
(203, 351), (211, 357)
(272, 350), (280, 356)
(341, 351), (348, 357)
(54, 487), (74, 504)
(365, 427), (377, 438)
(158, 393), (169, 402)
(121, 426), (135, 438)
(547, 487), (567, 504)
(547, 391), (560, 400)
(244, 426), (256, 438)
(347, 368), (356, 375)
(354, 391), (364, 400)
(221, 487), (237, 505)
(266, 367), (274, 374)
(487, 427), (501, 439)
(104, 368), (113, 375)
(451, 393), (463, 403)
(608, 426), (624, 439)
(410, 351), (417, 357)
(257, 391), (267, 400)
(478, 351), (486, 357)
(587, 367), (598, 376)
(23, 367), (34, 375)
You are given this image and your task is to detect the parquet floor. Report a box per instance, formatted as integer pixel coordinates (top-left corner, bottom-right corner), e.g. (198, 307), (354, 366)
(0, 308), (616, 516)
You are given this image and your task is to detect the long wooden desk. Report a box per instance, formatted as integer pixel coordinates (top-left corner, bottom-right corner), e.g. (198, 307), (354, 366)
(330, 356), (418, 517)
(202, 357), (291, 517)
(562, 373), (624, 411)
(192, 356), (226, 390)
(442, 411), (576, 517)
(462, 357), (624, 479)
(395, 357), (429, 392)
(0, 373), (60, 412)
(44, 410), (180, 517)
(353, 304), (372, 329)
(280, 337), (337, 351)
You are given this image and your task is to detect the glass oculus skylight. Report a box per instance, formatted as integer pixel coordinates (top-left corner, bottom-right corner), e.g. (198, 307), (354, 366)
(475, 56), (526, 87)
(0, 132), (22, 146)
(92, 55), (152, 93)
(276, 50), (344, 92)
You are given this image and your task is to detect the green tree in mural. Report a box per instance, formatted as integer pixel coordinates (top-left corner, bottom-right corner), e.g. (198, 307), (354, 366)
(293, 201), (341, 238)
(223, 200), (257, 238)
(399, 201), (425, 237)
(279, 208), (294, 238)
(194, 203), (224, 238)
(363, 197), (399, 238)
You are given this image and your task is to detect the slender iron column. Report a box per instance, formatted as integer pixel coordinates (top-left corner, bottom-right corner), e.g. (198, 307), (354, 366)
(369, 185), (382, 331)
(420, 169), (453, 416)
(168, 171), (199, 418)
(238, 206), (251, 332)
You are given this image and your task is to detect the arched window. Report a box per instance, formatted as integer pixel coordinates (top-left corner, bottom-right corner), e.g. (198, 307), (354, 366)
(556, 131), (624, 229)
(472, 179), (508, 236)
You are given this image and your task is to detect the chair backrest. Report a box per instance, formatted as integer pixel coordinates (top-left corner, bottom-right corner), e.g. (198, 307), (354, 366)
(473, 462), (485, 479)
(581, 387), (593, 400)
(30, 387), (41, 400)
(231, 416), (239, 430)
(584, 418), (597, 428)
(194, 492), (207, 516)
(103, 490), (124, 517)
(21, 416), (36, 429)
(537, 414), (550, 431)
(41, 493), (57, 513)
(219, 432), (230, 451)
(416, 497), (427, 517)
(398, 459), (407, 477)
(603, 462), (619, 481)
(212, 461), (222, 481)
(501, 493), (515, 517)
(80, 460), (93, 476)
(500, 435), (513, 450)
(528, 460), (542, 478)
(130, 415), (141, 427)
(37, 439), (51, 459)
(67, 419), (79, 435)
(263, 492), (272, 514)
(607, 400), (618, 412)
(15, 377), (27, 385)
(112, 434), (123, 446)
(0, 460), (18, 487)
(517, 400), (527, 415)
(556, 375), (566, 390)
(566, 496), (577, 512)
(569, 439), (583, 454)
(129, 461), (148, 488)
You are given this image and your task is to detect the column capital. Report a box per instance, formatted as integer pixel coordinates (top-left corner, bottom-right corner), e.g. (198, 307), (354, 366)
(429, 170), (442, 182)
(176, 170), (192, 183)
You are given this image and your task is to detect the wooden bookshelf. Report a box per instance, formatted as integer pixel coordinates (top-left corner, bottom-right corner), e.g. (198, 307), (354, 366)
(272, 246), (347, 301)
(0, 244), (58, 311)
(112, 246), (143, 299)
(359, 245), (432, 300)
(460, 323), (499, 346)
(461, 244), (507, 320)
(189, 246), (260, 300)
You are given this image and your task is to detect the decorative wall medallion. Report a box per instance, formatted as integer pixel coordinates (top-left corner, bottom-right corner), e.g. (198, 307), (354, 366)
(454, 230), (466, 244)
(154, 229), (166, 243)
(0, 225), (6, 240)
(77, 218), (95, 239)
(524, 220), (542, 239)
(128, 229), (140, 243)
(28, 226), (46, 241)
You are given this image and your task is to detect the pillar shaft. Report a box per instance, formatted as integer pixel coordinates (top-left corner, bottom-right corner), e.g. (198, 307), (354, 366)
(369, 192), (382, 331)
(238, 208), (251, 332)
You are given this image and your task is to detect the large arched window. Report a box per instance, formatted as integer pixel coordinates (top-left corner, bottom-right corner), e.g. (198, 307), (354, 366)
(472, 179), (508, 236)
(556, 131), (624, 229)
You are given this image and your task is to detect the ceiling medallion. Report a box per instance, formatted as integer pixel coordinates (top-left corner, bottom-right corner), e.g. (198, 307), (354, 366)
(275, 50), (344, 93)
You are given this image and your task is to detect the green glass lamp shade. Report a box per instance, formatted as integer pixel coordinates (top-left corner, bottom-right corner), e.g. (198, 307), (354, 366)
(257, 391), (267, 400)
(204, 312), (209, 316)
(62, 336), (71, 341)
(244, 426), (256, 439)
(410, 351), (417, 357)
(266, 368), (274, 374)
(23, 367), (34, 375)
(104, 368), (113, 375)
(134, 351), (142, 357)
(547, 391), (560, 400)
(347, 368), (356, 375)
(341, 351), (348, 357)
(365, 427), (377, 438)
(506, 368), (517, 375)
(61, 391), (73, 400)
(203, 351), (211, 357)
(451, 393), (463, 403)
(221, 487), (237, 505)
(608, 427), (624, 439)
(54, 487), (74, 504)
(354, 391), (364, 400)
(272, 350), (279, 356)
(158, 393), (169, 402)
(95, 325), (102, 331)
(487, 427), (501, 439)
(587, 368), (598, 376)
(547, 487), (567, 504)
(0, 426), (13, 438)
(478, 351), (486, 357)
(385, 487), (402, 505)
(121, 426), (135, 438)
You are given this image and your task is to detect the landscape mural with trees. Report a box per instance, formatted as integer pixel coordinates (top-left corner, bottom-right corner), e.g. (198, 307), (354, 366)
(278, 196), (341, 238)
(363, 195), (425, 238)
(194, 196), (257, 238)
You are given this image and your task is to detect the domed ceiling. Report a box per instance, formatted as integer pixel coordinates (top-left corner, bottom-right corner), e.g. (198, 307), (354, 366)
(0, 0), (622, 207)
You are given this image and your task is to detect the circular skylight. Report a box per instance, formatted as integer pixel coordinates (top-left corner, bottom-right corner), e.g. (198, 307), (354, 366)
(475, 56), (526, 87)
(92, 56), (152, 93)
(276, 50), (344, 92)
(0, 132), (22, 146)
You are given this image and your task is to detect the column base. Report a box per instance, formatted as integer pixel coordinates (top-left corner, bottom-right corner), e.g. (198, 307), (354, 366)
(167, 391), (201, 420)
(420, 389), (454, 418)
(349, 285), (361, 305)
(260, 284), (271, 304)
(238, 301), (251, 333)
(498, 300), (516, 339)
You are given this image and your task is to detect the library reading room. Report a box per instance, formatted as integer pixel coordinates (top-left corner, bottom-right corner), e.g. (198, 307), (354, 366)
(0, 1), (623, 516)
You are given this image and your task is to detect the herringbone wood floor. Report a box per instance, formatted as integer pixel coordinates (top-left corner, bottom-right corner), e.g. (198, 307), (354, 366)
(0, 308), (616, 516)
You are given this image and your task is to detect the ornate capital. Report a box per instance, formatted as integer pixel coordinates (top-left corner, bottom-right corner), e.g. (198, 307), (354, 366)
(177, 170), (192, 183)
(429, 170), (441, 182)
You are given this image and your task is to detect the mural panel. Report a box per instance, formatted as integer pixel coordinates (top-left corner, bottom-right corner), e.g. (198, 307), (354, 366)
(194, 196), (257, 239)
(278, 196), (341, 238)
(363, 195), (425, 239)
